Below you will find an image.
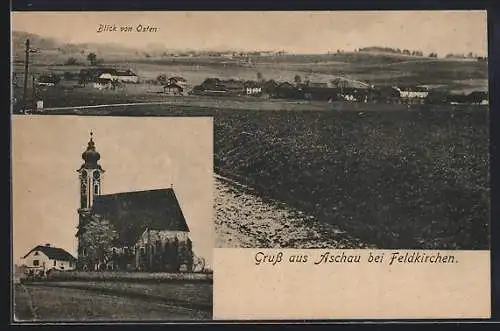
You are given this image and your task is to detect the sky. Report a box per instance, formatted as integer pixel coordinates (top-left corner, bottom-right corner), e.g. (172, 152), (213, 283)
(12, 115), (214, 268)
(11, 10), (488, 56)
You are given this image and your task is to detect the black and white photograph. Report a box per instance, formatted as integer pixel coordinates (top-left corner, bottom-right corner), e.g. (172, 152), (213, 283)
(12, 116), (214, 321)
(11, 10), (489, 252)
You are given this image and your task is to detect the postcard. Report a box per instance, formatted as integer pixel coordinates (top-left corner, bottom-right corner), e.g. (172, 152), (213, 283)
(11, 10), (490, 321)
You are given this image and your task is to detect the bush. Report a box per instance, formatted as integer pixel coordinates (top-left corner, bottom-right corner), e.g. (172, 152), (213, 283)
(65, 57), (78, 65)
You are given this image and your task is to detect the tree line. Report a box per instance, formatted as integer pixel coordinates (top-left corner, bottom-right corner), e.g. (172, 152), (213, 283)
(357, 46), (487, 60)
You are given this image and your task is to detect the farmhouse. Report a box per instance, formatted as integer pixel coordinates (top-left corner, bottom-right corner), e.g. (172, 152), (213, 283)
(84, 68), (139, 84)
(163, 83), (184, 96)
(76, 132), (193, 272)
(467, 91), (489, 105)
(168, 76), (188, 88)
(394, 85), (429, 104)
(245, 81), (263, 95)
(93, 78), (114, 90)
(338, 87), (368, 102)
(111, 69), (139, 83)
(193, 78), (246, 96)
(22, 244), (77, 272)
(37, 74), (60, 87)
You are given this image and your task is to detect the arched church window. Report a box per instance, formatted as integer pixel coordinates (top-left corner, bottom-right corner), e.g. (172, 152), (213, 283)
(94, 185), (99, 195)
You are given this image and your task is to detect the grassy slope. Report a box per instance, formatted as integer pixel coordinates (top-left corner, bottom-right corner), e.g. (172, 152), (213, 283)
(214, 109), (490, 250)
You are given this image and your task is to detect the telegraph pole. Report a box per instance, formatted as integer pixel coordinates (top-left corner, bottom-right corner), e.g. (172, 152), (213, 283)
(32, 74), (37, 111)
(22, 39), (30, 113)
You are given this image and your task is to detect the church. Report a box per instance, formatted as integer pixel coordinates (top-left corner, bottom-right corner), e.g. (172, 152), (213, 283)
(75, 132), (193, 272)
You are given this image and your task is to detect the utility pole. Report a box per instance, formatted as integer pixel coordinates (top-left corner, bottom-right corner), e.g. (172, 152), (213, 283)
(32, 74), (36, 110)
(22, 39), (30, 114)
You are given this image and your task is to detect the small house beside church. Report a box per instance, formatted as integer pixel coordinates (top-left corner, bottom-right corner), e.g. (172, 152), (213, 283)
(22, 244), (77, 273)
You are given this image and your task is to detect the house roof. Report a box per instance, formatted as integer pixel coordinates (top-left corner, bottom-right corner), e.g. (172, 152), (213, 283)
(395, 85), (429, 92)
(91, 188), (189, 246)
(245, 81), (263, 88)
(88, 68), (137, 78)
(115, 69), (137, 77)
(23, 245), (76, 261)
(169, 76), (187, 82)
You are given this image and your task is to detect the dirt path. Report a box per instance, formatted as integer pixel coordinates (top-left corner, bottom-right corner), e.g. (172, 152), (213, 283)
(215, 176), (370, 249)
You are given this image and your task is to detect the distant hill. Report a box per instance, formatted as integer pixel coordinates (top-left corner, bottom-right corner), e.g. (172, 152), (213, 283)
(11, 31), (146, 62)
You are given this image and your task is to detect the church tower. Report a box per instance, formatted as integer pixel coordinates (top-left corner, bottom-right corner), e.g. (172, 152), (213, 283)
(76, 132), (105, 267)
(78, 131), (105, 210)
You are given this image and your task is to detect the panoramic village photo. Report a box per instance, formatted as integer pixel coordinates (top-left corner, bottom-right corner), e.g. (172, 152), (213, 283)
(10, 11), (489, 253)
(11, 116), (214, 321)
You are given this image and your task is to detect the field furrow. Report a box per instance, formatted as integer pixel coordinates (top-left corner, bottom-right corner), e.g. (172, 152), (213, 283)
(215, 176), (370, 249)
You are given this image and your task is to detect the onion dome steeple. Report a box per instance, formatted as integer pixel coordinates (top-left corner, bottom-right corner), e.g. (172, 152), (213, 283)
(81, 131), (102, 169)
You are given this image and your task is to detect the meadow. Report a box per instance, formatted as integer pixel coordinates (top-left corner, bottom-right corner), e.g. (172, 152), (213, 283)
(14, 282), (211, 321)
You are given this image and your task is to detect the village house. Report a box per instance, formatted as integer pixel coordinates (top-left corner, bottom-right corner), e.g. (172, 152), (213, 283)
(113, 69), (140, 83)
(337, 87), (363, 102)
(93, 77), (114, 90)
(394, 85), (429, 104)
(76, 132), (193, 272)
(168, 76), (188, 88)
(22, 244), (77, 273)
(467, 91), (489, 105)
(193, 78), (246, 96)
(244, 81), (263, 95)
(163, 83), (184, 96)
(84, 68), (140, 85)
(37, 74), (60, 87)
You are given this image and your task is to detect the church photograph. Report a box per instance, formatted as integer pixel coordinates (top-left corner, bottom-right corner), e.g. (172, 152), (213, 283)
(12, 115), (214, 321)
(76, 131), (197, 272)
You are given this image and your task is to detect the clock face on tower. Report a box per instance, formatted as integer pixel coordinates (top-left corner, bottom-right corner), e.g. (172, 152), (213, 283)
(81, 170), (87, 179)
(93, 171), (100, 180)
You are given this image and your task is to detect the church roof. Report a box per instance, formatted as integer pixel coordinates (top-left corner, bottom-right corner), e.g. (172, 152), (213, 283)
(91, 188), (189, 246)
(23, 245), (76, 261)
